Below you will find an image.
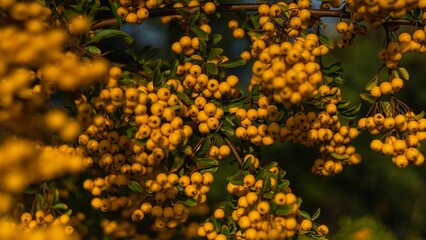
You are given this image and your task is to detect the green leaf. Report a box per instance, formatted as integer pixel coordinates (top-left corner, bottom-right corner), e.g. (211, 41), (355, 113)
(24, 186), (39, 195)
(340, 103), (361, 115)
(220, 121), (234, 136)
(126, 127), (135, 139)
(53, 203), (68, 210)
(278, 179), (290, 190)
(226, 171), (241, 181)
(176, 8), (190, 18)
(199, 38), (207, 57)
(337, 100), (351, 110)
(278, 4), (289, 18)
(89, 5), (110, 16)
(299, 210), (311, 220)
(212, 218), (221, 233)
(191, 26), (209, 41)
(247, 29), (265, 38)
(84, 46), (102, 56)
(262, 173), (272, 192)
(221, 225), (230, 238)
(219, 57), (246, 68)
(197, 158), (219, 169)
(142, 65), (153, 75)
(242, 156), (252, 170)
(191, 54), (204, 61)
(214, 133), (225, 146)
(323, 75), (333, 84)
(169, 60), (179, 77)
(273, 17), (285, 27)
(177, 195), (198, 206)
(189, 10), (201, 27)
(264, 161), (278, 171)
(366, 74), (379, 90)
(200, 166), (218, 173)
(322, 62), (342, 74)
(251, 84), (260, 95)
(249, 14), (261, 28)
(398, 66), (409, 80)
(262, 192), (274, 199)
(86, 29), (134, 46)
(109, 2), (122, 27)
(211, 34), (222, 44)
(206, 62), (218, 75)
(381, 101), (391, 117)
(63, 209), (73, 216)
(176, 91), (191, 105)
(360, 93), (376, 104)
(230, 179), (244, 186)
(53, 189), (60, 204)
(198, 136), (212, 156)
(274, 205), (293, 216)
(127, 181), (145, 193)
(311, 208), (321, 221)
(298, 234), (314, 240)
(414, 111), (425, 120)
(392, 69), (399, 79)
(142, 47), (161, 62)
(207, 48), (223, 60)
(331, 152), (349, 160)
(333, 75), (344, 84)
(319, 35), (334, 49)
(153, 68), (165, 89)
(171, 156), (184, 172)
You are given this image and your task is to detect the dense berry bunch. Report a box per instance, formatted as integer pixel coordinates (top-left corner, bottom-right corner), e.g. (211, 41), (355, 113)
(376, 28), (426, 69)
(249, 34), (326, 107)
(115, 0), (151, 24)
(346, 0), (419, 24)
(198, 159), (329, 240)
(360, 109), (425, 167)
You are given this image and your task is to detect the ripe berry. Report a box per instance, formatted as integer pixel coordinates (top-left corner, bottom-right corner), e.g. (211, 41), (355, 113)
(301, 219), (313, 230)
(203, 2), (216, 14)
(257, 201), (270, 214)
(370, 139), (383, 151)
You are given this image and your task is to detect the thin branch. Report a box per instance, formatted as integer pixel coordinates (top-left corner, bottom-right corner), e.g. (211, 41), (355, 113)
(223, 136), (243, 167)
(91, 4), (420, 30)
(91, 18), (118, 29)
(192, 136), (207, 158)
(68, 37), (99, 58)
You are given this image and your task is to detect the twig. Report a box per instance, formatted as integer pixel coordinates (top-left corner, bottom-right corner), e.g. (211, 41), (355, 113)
(91, 4), (420, 30)
(223, 135), (243, 167)
(192, 136), (207, 158)
(68, 37), (98, 58)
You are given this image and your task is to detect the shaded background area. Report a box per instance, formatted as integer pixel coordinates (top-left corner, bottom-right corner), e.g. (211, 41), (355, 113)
(100, 4), (426, 239)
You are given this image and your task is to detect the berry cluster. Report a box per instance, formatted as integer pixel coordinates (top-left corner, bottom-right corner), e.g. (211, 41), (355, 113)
(198, 158), (329, 240)
(115, 0), (151, 24)
(346, 0), (419, 25)
(17, 211), (87, 237)
(377, 28), (426, 69)
(335, 21), (367, 48)
(360, 109), (425, 167)
(0, 218), (80, 240)
(256, 1), (313, 38)
(232, 96), (281, 146)
(133, 171), (214, 230)
(249, 34), (326, 107)
(0, 140), (84, 194)
(206, 144), (231, 160)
